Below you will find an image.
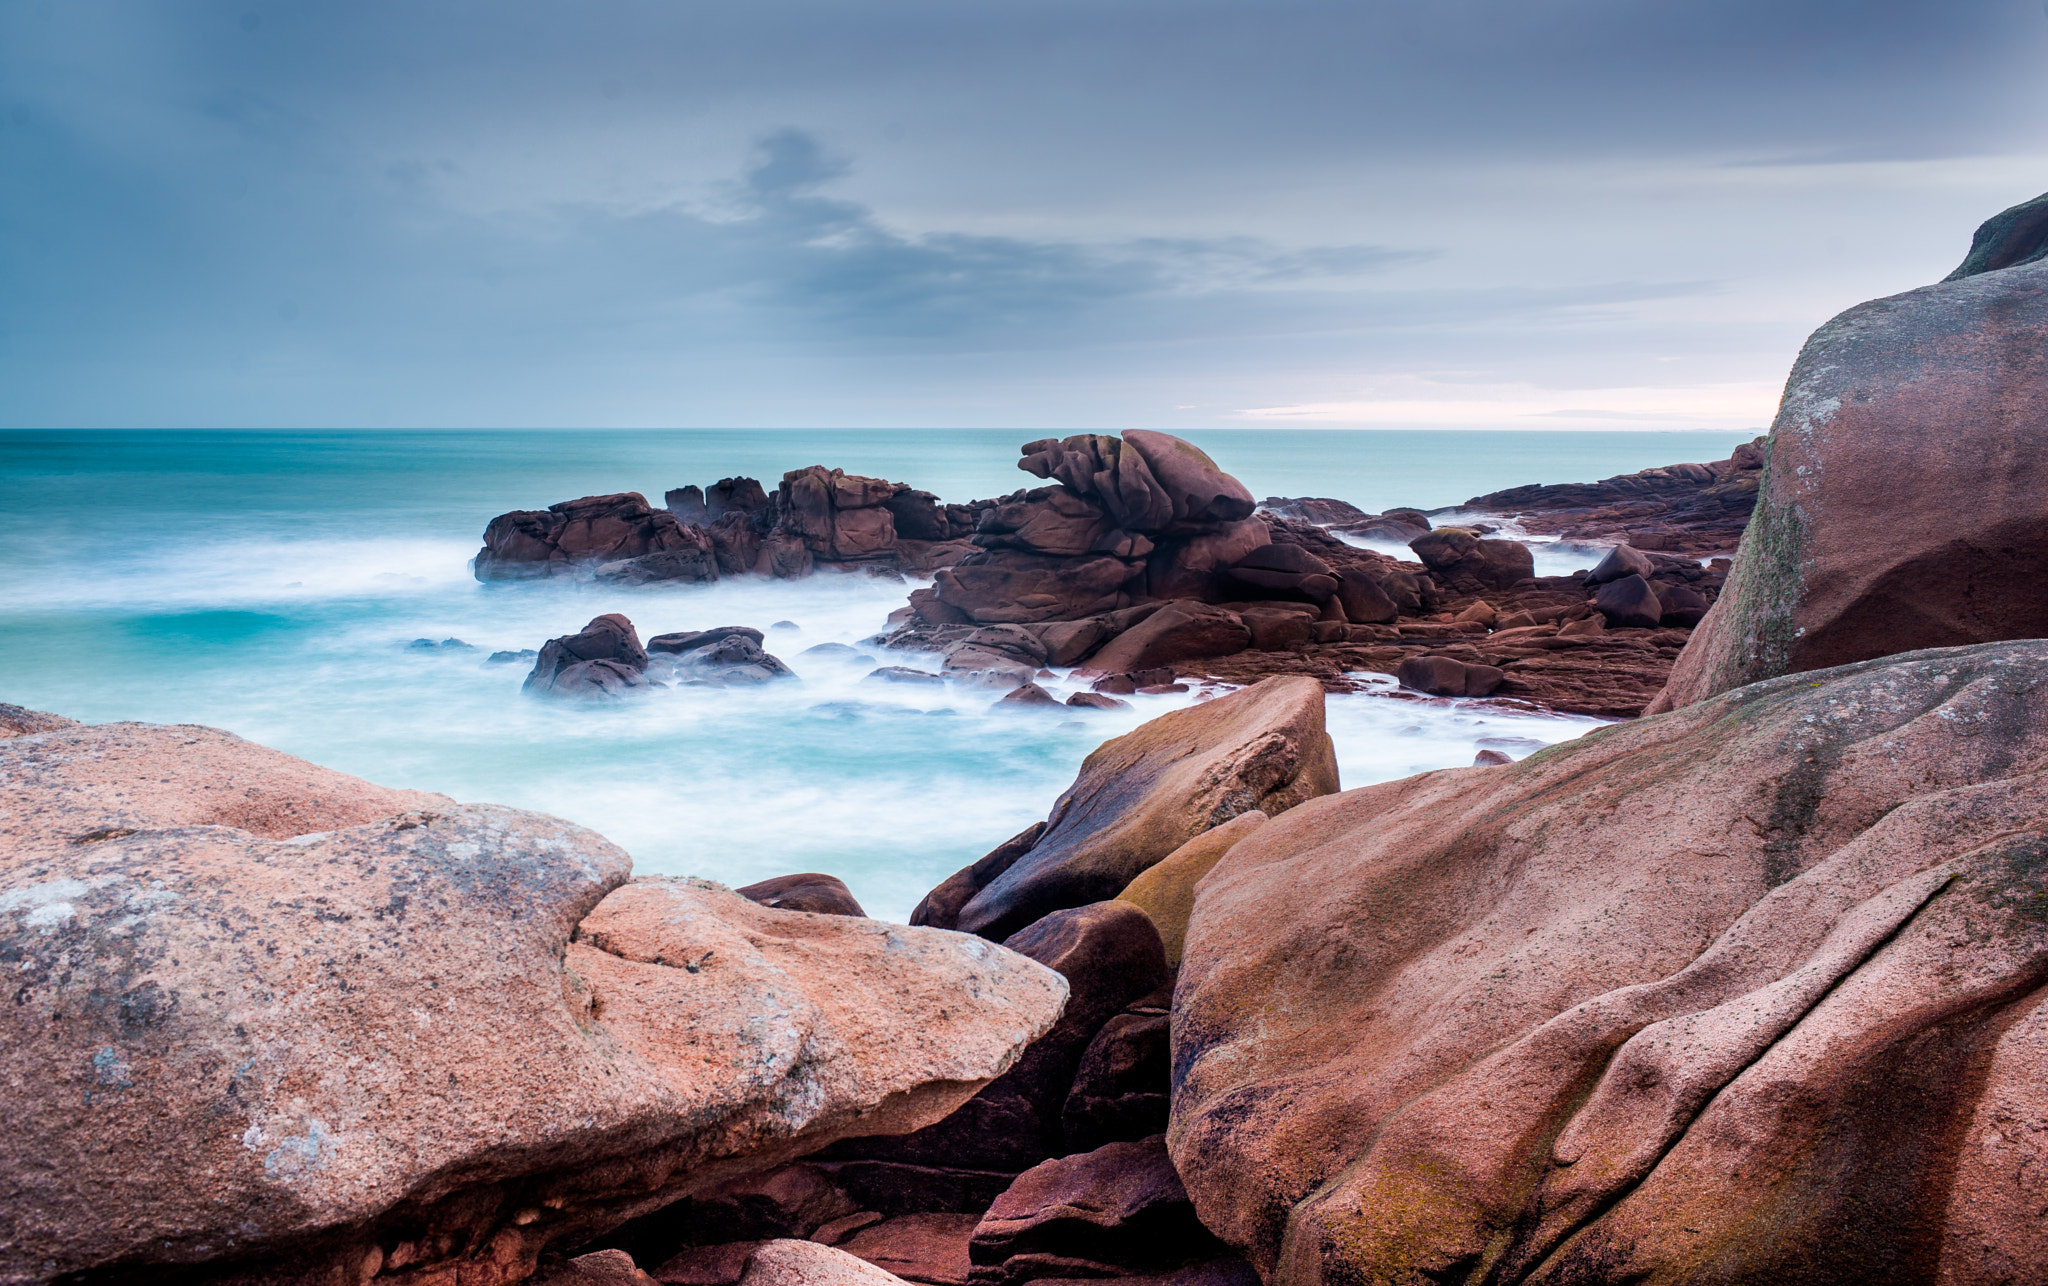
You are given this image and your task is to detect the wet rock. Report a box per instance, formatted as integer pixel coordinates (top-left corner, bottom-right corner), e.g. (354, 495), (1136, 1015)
(1462, 442), (1764, 559)
(650, 626), (767, 653)
(1113, 811), (1266, 967)
(955, 676), (1339, 940)
(1085, 602), (1250, 676)
(1473, 748), (1513, 766)
(527, 613), (653, 697)
(1394, 655), (1506, 698)
(1584, 542), (1654, 586)
(1172, 639), (2048, 1284)
(1592, 573), (1662, 630)
(489, 648), (541, 665)
(737, 873), (867, 917)
(668, 633), (798, 685)
(1064, 693), (1129, 711)
(1, 720), (1068, 1284)
(478, 492), (714, 582)
(666, 485), (711, 524)
(966, 1137), (1225, 1286)
(866, 667), (948, 686)
(996, 684), (1064, 710)
(1407, 528), (1534, 592)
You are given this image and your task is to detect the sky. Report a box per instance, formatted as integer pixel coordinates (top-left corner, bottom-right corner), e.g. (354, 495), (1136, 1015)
(2, 1), (2046, 430)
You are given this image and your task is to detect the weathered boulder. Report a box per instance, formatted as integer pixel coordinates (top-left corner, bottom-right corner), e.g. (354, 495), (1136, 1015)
(650, 626), (767, 653)
(1407, 528), (1534, 592)
(778, 467), (903, 561)
(0, 718), (1065, 1285)
(824, 902), (1169, 1175)
(1084, 602), (1251, 676)
(973, 487), (1117, 559)
(910, 825), (1047, 933)
(736, 873), (867, 917)
(1120, 431), (1256, 527)
(1172, 640), (2048, 1285)
(539, 1249), (664, 1286)
(1656, 199), (2048, 712)
(1113, 810), (1266, 967)
(1019, 435), (1176, 532)
(1394, 654), (1506, 698)
(526, 613), (654, 698)
(1332, 572), (1399, 624)
(995, 683), (1063, 710)
(954, 677), (1340, 941)
(1591, 573), (1662, 630)
(1143, 519), (1270, 601)
(966, 1136), (1226, 1286)
(834, 1215), (977, 1286)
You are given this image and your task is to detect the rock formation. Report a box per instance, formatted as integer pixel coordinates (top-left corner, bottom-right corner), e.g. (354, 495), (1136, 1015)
(0, 716), (1063, 1285)
(1654, 189), (2048, 712)
(1461, 437), (1765, 558)
(1171, 640), (2048, 1286)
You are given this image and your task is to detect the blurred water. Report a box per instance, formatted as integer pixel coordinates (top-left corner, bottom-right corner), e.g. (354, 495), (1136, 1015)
(0, 429), (1715, 919)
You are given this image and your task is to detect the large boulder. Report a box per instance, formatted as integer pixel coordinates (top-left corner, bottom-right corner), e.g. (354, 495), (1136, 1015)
(954, 677), (1340, 941)
(933, 552), (1138, 626)
(777, 467), (902, 562)
(1018, 435), (1176, 532)
(1, 718), (1066, 1285)
(1654, 197), (2048, 712)
(1120, 431), (1256, 527)
(1113, 810), (1267, 967)
(1171, 640), (2048, 1285)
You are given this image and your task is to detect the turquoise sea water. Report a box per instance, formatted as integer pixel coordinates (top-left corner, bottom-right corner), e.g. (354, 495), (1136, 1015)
(0, 428), (1747, 919)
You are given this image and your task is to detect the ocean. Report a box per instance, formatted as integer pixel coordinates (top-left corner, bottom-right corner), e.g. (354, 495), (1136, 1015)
(0, 428), (1750, 920)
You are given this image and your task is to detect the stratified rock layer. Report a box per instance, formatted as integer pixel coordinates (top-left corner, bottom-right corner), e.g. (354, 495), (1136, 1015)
(0, 719), (1066, 1286)
(1655, 233), (2048, 710)
(1170, 640), (2048, 1286)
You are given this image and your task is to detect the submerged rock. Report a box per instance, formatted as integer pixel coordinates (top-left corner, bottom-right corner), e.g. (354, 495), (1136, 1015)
(1172, 640), (2048, 1284)
(0, 716), (1066, 1285)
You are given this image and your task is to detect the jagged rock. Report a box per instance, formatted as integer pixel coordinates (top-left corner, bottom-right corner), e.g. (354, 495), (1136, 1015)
(1655, 208), (2048, 711)
(1, 718), (1066, 1285)
(736, 873), (867, 917)
(1172, 640), (2048, 1284)
(1394, 655), (1506, 698)
(666, 486), (711, 524)
(954, 677), (1340, 941)
(1463, 441), (1765, 558)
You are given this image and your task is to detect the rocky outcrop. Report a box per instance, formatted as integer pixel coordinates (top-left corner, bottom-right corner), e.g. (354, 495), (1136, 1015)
(478, 493), (719, 582)
(1171, 640), (2048, 1285)
(527, 613), (654, 697)
(938, 677), (1340, 942)
(1654, 197), (2048, 712)
(1462, 438), (1766, 558)
(1, 716), (1066, 1286)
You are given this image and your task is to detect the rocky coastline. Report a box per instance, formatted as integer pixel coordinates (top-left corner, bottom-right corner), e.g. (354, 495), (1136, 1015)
(9, 190), (2048, 1286)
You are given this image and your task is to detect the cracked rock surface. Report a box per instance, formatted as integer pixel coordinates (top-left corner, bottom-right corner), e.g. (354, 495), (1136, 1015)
(1172, 640), (2048, 1286)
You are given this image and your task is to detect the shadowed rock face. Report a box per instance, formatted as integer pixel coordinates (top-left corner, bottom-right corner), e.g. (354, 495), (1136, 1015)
(954, 676), (1340, 942)
(1, 718), (1066, 1286)
(1170, 640), (2048, 1286)
(1654, 240), (2048, 712)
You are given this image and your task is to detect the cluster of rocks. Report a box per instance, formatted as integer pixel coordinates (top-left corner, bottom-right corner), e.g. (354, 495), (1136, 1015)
(475, 469), (990, 586)
(523, 615), (798, 698)
(1455, 436), (1767, 557)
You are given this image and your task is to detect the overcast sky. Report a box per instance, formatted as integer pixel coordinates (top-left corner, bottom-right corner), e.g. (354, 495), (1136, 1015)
(3, 0), (2045, 429)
